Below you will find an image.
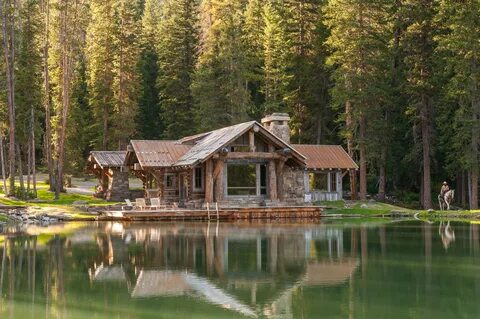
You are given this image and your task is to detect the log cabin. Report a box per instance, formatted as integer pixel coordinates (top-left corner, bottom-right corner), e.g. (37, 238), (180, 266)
(120, 113), (358, 207)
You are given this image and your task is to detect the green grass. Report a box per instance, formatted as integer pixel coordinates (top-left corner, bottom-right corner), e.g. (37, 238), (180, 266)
(0, 180), (119, 219)
(0, 180), (115, 207)
(320, 200), (415, 216)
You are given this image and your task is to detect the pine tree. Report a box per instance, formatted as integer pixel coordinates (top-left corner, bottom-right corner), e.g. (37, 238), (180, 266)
(325, 0), (396, 200)
(436, 0), (480, 209)
(15, 0), (43, 198)
(112, 0), (140, 149)
(261, 1), (290, 113)
(138, 0), (162, 139)
(243, 0), (265, 117)
(401, 0), (438, 208)
(48, 0), (89, 198)
(66, 55), (94, 172)
(86, 0), (116, 149)
(157, 0), (199, 138)
(193, 0), (251, 131)
(1, 0), (17, 196)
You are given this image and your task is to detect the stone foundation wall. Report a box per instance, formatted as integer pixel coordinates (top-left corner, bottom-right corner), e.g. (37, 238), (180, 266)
(107, 169), (130, 201)
(281, 167), (305, 204)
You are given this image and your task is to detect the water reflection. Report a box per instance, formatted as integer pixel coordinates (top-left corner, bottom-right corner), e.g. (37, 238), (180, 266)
(438, 221), (455, 250)
(0, 220), (479, 318)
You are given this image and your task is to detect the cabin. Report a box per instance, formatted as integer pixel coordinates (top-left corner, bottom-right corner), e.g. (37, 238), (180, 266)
(86, 151), (130, 201)
(120, 113), (357, 207)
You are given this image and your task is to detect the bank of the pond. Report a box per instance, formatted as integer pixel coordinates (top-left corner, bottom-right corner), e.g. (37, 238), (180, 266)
(1, 193), (479, 225)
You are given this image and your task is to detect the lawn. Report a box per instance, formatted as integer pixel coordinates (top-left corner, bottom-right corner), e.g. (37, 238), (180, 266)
(318, 200), (415, 216)
(0, 181), (109, 207)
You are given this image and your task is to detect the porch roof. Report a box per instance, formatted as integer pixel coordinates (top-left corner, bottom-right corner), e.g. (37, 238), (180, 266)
(89, 151), (127, 169)
(127, 140), (192, 168)
(292, 145), (358, 170)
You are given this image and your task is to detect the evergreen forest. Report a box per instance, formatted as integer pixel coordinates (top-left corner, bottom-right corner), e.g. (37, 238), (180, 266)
(0, 0), (479, 209)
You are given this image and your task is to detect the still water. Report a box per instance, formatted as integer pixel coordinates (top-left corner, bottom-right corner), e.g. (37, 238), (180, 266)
(0, 219), (478, 319)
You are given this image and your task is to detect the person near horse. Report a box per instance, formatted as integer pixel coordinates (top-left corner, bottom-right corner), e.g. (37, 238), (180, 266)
(440, 181), (449, 198)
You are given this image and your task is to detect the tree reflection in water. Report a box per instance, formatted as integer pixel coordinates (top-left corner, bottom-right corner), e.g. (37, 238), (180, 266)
(0, 221), (478, 319)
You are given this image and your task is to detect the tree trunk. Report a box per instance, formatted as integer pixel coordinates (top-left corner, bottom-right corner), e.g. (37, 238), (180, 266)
(420, 94), (432, 209)
(378, 160), (386, 202)
(55, 0), (73, 200)
(470, 91), (479, 209)
(31, 108), (37, 197)
(42, 0), (54, 190)
(2, 0), (16, 197)
(345, 100), (357, 200)
(27, 139), (31, 192)
(358, 114), (367, 200)
(16, 144), (25, 199)
(0, 132), (7, 195)
(471, 168), (478, 210)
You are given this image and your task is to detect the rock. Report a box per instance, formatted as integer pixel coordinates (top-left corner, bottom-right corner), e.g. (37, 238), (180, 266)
(360, 204), (368, 209)
(427, 208), (435, 213)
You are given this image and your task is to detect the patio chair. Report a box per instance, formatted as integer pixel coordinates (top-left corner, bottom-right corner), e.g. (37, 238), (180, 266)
(122, 199), (134, 211)
(149, 197), (165, 210)
(135, 198), (147, 210)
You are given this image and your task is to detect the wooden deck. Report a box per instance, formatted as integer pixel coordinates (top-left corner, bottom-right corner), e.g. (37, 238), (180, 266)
(97, 206), (325, 221)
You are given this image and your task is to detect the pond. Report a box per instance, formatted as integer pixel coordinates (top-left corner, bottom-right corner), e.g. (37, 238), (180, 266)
(0, 219), (478, 318)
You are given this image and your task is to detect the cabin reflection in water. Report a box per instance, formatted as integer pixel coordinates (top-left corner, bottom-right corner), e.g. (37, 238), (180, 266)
(3, 222), (476, 319)
(87, 222), (358, 317)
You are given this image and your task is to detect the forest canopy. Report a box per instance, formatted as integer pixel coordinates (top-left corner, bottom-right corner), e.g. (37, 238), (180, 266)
(0, 0), (478, 209)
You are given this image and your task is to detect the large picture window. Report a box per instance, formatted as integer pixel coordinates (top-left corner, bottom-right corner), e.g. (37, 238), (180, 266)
(227, 163), (267, 196)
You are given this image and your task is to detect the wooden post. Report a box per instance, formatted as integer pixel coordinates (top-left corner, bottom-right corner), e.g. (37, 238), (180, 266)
(268, 160), (277, 200)
(205, 159), (213, 203)
(213, 159), (224, 202)
(207, 202), (210, 220)
(249, 130), (255, 152)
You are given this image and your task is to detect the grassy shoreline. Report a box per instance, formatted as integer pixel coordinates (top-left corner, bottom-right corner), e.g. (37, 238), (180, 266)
(0, 182), (478, 223)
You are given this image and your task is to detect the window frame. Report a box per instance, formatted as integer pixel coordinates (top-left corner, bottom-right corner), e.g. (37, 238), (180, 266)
(225, 161), (268, 197)
(165, 173), (176, 189)
(193, 166), (204, 192)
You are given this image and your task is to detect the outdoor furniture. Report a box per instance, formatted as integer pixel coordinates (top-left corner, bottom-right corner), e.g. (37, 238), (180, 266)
(122, 199), (134, 211)
(150, 197), (165, 210)
(135, 198), (147, 210)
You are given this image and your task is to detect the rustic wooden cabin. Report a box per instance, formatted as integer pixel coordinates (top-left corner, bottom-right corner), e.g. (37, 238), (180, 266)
(293, 145), (358, 202)
(122, 113), (357, 207)
(86, 151), (130, 201)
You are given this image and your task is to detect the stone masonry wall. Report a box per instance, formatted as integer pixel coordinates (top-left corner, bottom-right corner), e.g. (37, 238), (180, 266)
(281, 166), (305, 204)
(107, 169), (130, 201)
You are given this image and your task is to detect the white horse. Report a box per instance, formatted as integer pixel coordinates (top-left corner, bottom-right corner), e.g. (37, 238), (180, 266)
(439, 221), (455, 250)
(438, 189), (455, 211)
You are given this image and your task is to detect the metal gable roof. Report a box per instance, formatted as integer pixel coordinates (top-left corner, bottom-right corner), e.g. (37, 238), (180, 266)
(130, 140), (192, 168)
(174, 121), (306, 167)
(90, 151), (127, 168)
(292, 144), (358, 170)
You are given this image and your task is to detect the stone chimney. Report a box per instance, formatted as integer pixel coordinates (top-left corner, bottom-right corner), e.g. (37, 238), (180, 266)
(261, 113), (291, 144)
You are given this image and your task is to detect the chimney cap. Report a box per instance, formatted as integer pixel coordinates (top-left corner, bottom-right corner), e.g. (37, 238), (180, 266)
(261, 113), (290, 124)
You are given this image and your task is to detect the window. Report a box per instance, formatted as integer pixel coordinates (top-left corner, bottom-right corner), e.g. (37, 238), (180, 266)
(165, 174), (175, 188)
(227, 163), (267, 196)
(260, 164), (267, 195)
(194, 166), (203, 191)
(330, 173), (337, 192)
(310, 173), (328, 191)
